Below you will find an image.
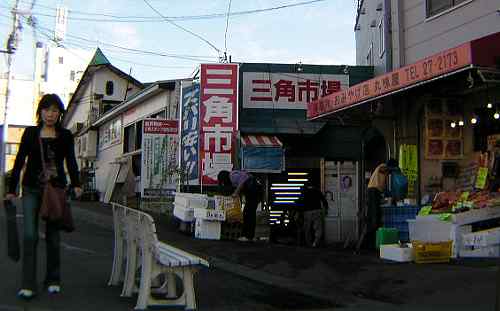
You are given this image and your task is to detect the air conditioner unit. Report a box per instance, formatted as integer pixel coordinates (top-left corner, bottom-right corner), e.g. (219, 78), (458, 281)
(70, 122), (83, 135)
(81, 130), (97, 158)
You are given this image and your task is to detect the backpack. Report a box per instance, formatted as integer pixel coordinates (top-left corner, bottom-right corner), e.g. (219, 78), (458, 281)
(391, 169), (408, 200)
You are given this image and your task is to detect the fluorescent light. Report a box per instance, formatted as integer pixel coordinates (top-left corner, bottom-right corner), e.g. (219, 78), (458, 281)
(272, 183), (304, 187)
(276, 197), (299, 200)
(284, 220), (290, 223)
(274, 192), (301, 195)
(273, 200), (295, 204)
(269, 211), (283, 214)
(287, 179), (308, 182)
(287, 172), (308, 175)
(270, 187), (301, 190)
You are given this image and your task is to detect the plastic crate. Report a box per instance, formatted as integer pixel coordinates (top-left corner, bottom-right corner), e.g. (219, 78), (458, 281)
(414, 240), (452, 264)
(376, 228), (399, 249)
(382, 206), (421, 223)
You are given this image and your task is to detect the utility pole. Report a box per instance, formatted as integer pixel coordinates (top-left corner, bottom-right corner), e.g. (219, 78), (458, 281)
(1, 0), (21, 196)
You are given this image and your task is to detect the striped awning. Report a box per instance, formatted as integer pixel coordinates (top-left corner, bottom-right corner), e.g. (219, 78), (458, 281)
(241, 135), (283, 147)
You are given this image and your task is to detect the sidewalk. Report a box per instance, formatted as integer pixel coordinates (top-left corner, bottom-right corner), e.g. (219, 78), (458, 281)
(74, 201), (498, 310)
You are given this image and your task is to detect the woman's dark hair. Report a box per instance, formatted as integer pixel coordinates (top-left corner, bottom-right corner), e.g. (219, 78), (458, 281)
(36, 94), (65, 126)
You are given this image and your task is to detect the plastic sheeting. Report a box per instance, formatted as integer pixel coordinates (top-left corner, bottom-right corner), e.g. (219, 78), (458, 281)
(241, 146), (283, 173)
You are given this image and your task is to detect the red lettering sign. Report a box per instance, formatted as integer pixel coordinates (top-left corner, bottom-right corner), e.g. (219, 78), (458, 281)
(308, 42), (473, 119)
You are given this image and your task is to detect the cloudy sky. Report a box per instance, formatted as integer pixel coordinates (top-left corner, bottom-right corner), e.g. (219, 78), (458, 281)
(1, 0), (357, 83)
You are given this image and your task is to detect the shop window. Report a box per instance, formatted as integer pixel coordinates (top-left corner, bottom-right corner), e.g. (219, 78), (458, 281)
(70, 70), (75, 81)
(123, 121), (143, 154)
(135, 120), (143, 150)
(124, 125), (135, 154)
(105, 81), (114, 96)
(150, 110), (166, 119)
(426, 0), (469, 17)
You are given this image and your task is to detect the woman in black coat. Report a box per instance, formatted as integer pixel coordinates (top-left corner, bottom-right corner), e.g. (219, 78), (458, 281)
(5, 94), (82, 299)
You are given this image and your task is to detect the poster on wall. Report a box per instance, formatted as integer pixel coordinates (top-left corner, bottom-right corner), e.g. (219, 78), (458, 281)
(425, 99), (463, 159)
(199, 63), (238, 185)
(141, 119), (179, 197)
(180, 81), (200, 185)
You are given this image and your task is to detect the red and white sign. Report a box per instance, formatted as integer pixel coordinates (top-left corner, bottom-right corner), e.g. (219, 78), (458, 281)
(143, 119), (179, 134)
(200, 63), (239, 185)
(242, 72), (349, 109)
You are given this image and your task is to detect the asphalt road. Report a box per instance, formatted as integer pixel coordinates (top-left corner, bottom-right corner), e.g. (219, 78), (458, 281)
(0, 202), (335, 311)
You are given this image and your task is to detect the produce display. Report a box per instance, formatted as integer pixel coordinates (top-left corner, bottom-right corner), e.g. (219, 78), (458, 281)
(431, 190), (500, 213)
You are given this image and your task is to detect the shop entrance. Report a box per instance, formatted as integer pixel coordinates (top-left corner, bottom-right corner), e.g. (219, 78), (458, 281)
(323, 161), (359, 244)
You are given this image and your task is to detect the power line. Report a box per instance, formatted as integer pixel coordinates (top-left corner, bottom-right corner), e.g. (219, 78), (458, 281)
(224, 0), (232, 55)
(142, 0), (221, 55)
(9, 0), (329, 23)
(21, 18), (219, 62)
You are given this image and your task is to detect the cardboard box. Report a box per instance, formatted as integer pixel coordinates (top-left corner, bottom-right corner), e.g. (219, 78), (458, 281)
(462, 227), (500, 248)
(194, 218), (221, 240)
(380, 244), (414, 262)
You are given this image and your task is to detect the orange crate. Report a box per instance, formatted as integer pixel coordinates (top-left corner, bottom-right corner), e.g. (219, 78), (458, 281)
(413, 240), (452, 264)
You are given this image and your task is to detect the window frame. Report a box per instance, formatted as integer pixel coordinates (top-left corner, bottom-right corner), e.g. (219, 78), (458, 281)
(105, 81), (114, 96)
(378, 19), (385, 58)
(366, 43), (373, 66)
(426, 0), (471, 18)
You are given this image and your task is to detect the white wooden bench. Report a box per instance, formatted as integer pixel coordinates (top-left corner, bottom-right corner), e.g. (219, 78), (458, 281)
(109, 203), (209, 311)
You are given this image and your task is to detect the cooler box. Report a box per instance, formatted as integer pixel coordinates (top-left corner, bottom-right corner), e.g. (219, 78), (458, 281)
(173, 204), (194, 222)
(194, 218), (221, 240)
(380, 244), (414, 262)
(376, 228), (399, 249)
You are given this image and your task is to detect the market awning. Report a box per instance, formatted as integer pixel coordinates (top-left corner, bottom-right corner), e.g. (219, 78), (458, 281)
(241, 134), (283, 147)
(308, 31), (500, 120)
(241, 135), (284, 173)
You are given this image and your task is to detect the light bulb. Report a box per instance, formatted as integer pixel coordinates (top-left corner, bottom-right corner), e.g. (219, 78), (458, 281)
(471, 117), (477, 124)
(494, 112), (500, 120)
(488, 102), (493, 109)
(458, 120), (464, 126)
(450, 122), (456, 128)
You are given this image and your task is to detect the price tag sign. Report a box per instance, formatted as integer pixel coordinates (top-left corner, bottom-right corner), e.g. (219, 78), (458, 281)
(475, 167), (488, 189)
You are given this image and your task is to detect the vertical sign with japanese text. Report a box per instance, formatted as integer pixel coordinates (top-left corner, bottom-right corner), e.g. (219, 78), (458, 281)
(141, 119), (179, 197)
(180, 81), (200, 185)
(200, 63), (238, 185)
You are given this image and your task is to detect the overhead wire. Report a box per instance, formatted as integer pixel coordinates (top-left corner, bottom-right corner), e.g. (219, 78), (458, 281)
(142, 0), (221, 56)
(26, 20), (219, 62)
(11, 0), (328, 23)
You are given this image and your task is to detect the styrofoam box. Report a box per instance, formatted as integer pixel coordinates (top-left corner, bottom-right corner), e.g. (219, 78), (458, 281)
(194, 218), (221, 240)
(173, 204), (194, 222)
(462, 227), (500, 248)
(408, 219), (452, 242)
(380, 244), (414, 262)
(460, 245), (500, 258)
(174, 193), (208, 209)
(194, 208), (226, 221)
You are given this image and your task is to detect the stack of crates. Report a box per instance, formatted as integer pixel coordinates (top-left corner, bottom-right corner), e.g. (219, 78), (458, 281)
(382, 205), (421, 242)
